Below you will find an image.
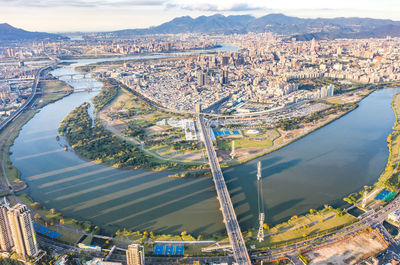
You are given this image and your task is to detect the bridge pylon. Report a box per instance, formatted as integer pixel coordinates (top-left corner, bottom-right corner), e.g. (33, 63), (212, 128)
(230, 140), (236, 160)
(256, 161), (265, 242)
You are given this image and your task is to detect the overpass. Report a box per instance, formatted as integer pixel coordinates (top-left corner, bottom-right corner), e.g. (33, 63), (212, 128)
(197, 115), (251, 265)
(0, 63), (55, 132)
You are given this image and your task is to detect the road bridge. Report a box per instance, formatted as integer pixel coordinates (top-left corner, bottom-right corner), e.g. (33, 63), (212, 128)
(197, 115), (251, 265)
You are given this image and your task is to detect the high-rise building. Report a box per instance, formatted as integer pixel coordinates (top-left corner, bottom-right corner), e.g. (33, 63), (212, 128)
(197, 71), (207, 86)
(0, 205), (13, 252)
(7, 204), (38, 259)
(126, 244), (144, 265)
(221, 70), (229, 84)
(318, 84), (335, 98)
(311, 38), (318, 53)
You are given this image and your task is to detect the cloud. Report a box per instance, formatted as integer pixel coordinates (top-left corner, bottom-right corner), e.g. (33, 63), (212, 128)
(0, 0), (167, 8)
(0, 0), (264, 11)
(166, 2), (266, 12)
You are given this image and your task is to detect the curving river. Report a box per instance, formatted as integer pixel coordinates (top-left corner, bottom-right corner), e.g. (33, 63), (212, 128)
(9, 46), (400, 235)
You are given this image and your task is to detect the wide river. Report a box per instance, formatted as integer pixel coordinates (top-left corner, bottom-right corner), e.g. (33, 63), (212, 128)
(10, 47), (400, 235)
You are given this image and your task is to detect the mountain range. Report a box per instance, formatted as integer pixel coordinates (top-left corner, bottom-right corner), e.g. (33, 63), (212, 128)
(111, 13), (400, 40)
(2, 14), (400, 42)
(0, 23), (66, 43)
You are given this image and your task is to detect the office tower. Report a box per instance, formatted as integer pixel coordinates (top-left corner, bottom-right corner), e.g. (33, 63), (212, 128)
(221, 70), (229, 84)
(7, 204), (38, 259)
(0, 205), (13, 251)
(311, 38), (318, 53)
(197, 71), (207, 86)
(126, 244), (144, 265)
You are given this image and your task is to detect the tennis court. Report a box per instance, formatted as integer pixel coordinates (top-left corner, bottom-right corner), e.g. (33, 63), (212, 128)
(175, 245), (184, 255)
(214, 130), (241, 136)
(154, 245), (164, 255)
(375, 189), (396, 202)
(33, 223), (62, 239)
(153, 244), (185, 255)
(164, 245), (174, 255)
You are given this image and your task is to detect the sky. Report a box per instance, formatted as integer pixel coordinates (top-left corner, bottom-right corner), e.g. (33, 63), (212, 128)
(0, 0), (400, 32)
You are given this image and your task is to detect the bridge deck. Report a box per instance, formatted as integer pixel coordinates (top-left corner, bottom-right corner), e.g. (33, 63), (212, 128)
(197, 115), (251, 265)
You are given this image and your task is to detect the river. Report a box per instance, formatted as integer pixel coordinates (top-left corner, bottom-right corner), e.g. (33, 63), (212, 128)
(9, 46), (400, 235)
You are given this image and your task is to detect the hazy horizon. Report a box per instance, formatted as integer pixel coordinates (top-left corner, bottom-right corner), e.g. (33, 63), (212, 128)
(0, 0), (399, 32)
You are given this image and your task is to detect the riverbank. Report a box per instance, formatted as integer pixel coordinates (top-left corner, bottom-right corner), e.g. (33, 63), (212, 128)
(58, 81), (208, 171)
(252, 90), (400, 250)
(220, 106), (357, 168)
(217, 89), (373, 168)
(88, 78), (372, 172)
(60, 103), (207, 171)
(377, 92), (400, 189)
(343, 91), (400, 207)
(1, 80), (73, 193)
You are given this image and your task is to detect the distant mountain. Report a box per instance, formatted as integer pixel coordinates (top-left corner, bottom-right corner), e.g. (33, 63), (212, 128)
(0, 23), (66, 43)
(110, 13), (400, 40)
(114, 14), (253, 35)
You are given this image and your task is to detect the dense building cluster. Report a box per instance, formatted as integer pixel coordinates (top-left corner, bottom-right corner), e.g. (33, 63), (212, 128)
(0, 34), (218, 59)
(0, 63), (41, 122)
(97, 34), (400, 113)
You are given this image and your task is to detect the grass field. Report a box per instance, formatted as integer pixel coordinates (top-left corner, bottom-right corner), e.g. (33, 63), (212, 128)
(38, 80), (72, 93)
(37, 92), (71, 109)
(252, 208), (357, 248)
(217, 129), (280, 150)
(325, 98), (346, 104)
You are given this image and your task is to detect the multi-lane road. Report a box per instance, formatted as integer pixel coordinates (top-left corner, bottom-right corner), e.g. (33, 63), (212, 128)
(197, 115), (251, 265)
(0, 62), (55, 131)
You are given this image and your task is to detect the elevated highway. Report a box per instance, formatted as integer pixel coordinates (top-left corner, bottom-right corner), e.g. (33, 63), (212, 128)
(0, 63), (55, 131)
(197, 115), (251, 265)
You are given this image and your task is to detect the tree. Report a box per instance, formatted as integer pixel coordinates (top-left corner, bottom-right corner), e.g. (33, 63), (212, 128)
(149, 231), (155, 239)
